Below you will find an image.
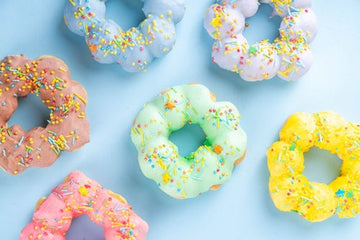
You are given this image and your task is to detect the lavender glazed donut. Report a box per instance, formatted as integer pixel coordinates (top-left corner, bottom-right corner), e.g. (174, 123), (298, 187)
(204, 0), (318, 82)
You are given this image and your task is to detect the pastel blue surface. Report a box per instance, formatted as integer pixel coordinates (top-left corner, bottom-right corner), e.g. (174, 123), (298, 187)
(1, 0), (360, 239)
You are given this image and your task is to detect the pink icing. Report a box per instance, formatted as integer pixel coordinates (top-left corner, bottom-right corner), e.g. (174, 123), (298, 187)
(20, 171), (148, 239)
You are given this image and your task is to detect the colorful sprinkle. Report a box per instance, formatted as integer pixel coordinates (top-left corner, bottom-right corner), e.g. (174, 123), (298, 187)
(205, 0), (317, 82)
(20, 171), (149, 239)
(268, 111), (360, 222)
(64, 0), (186, 72)
(131, 84), (247, 199)
(0, 55), (89, 175)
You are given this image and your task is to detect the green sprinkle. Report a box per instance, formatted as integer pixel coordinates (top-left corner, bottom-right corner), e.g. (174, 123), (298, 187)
(135, 128), (140, 134)
(289, 142), (296, 151)
(300, 199), (309, 206)
(249, 45), (258, 54)
(113, 39), (122, 49)
(346, 190), (354, 199)
(55, 77), (64, 82)
(181, 111), (190, 121)
(52, 147), (60, 155)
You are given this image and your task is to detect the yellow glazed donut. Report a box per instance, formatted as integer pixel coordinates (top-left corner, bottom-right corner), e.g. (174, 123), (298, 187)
(267, 111), (360, 222)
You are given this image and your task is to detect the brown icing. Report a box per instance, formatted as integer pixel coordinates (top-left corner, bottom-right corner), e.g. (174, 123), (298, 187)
(0, 55), (89, 174)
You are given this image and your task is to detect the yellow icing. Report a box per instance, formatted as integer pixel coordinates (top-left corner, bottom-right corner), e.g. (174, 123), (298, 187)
(268, 111), (360, 222)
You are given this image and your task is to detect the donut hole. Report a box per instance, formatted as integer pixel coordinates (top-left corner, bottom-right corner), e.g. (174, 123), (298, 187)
(303, 147), (342, 184)
(105, 0), (145, 30)
(243, 4), (282, 44)
(66, 215), (104, 240)
(169, 123), (207, 157)
(7, 94), (49, 131)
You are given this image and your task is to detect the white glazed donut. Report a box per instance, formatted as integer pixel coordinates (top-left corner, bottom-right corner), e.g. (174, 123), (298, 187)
(204, 0), (318, 82)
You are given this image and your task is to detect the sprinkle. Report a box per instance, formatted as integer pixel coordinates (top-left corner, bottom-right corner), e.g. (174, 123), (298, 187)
(18, 136), (24, 146)
(213, 145), (223, 154)
(55, 77), (64, 82)
(336, 189), (345, 197)
(62, 191), (73, 196)
(182, 190), (187, 198)
(289, 142), (296, 151)
(36, 218), (47, 222)
(74, 93), (88, 104)
(51, 146), (60, 155)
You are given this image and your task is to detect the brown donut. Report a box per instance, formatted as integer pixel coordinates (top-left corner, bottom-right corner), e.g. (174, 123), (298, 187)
(0, 54), (89, 174)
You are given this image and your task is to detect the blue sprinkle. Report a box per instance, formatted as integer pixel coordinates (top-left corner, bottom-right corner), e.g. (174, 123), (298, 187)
(336, 189), (345, 197)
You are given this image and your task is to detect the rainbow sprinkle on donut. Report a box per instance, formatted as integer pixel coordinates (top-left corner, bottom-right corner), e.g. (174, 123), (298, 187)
(204, 0), (317, 82)
(64, 0), (186, 72)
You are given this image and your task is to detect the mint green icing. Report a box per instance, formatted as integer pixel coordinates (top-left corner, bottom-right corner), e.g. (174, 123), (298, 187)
(131, 84), (247, 199)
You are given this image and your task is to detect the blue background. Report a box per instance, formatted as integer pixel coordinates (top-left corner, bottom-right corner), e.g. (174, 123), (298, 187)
(1, 0), (360, 239)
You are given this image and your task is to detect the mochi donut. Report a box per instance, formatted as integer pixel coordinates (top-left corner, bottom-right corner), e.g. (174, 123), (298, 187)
(204, 0), (318, 82)
(0, 55), (89, 175)
(267, 112), (360, 222)
(20, 171), (148, 240)
(64, 0), (186, 72)
(131, 83), (247, 199)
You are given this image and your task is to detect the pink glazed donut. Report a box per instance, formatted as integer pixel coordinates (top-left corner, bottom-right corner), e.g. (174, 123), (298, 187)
(20, 171), (148, 240)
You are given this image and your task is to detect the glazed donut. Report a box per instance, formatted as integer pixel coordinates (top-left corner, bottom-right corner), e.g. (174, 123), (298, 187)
(64, 0), (186, 72)
(0, 55), (89, 175)
(131, 83), (247, 199)
(20, 171), (148, 239)
(204, 0), (318, 82)
(267, 111), (360, 222)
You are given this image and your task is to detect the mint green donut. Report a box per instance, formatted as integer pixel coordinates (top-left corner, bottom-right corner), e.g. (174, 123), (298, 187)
(131, 83), (247, 199)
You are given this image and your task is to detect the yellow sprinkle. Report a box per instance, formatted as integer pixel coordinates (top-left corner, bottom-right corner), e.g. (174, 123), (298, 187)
(74, 93), (87, 104)
(78, 186), (89, 196)
(26, 145), (34, 151)
(182, 190), (187, 198)
(59, 67), (66, 72)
